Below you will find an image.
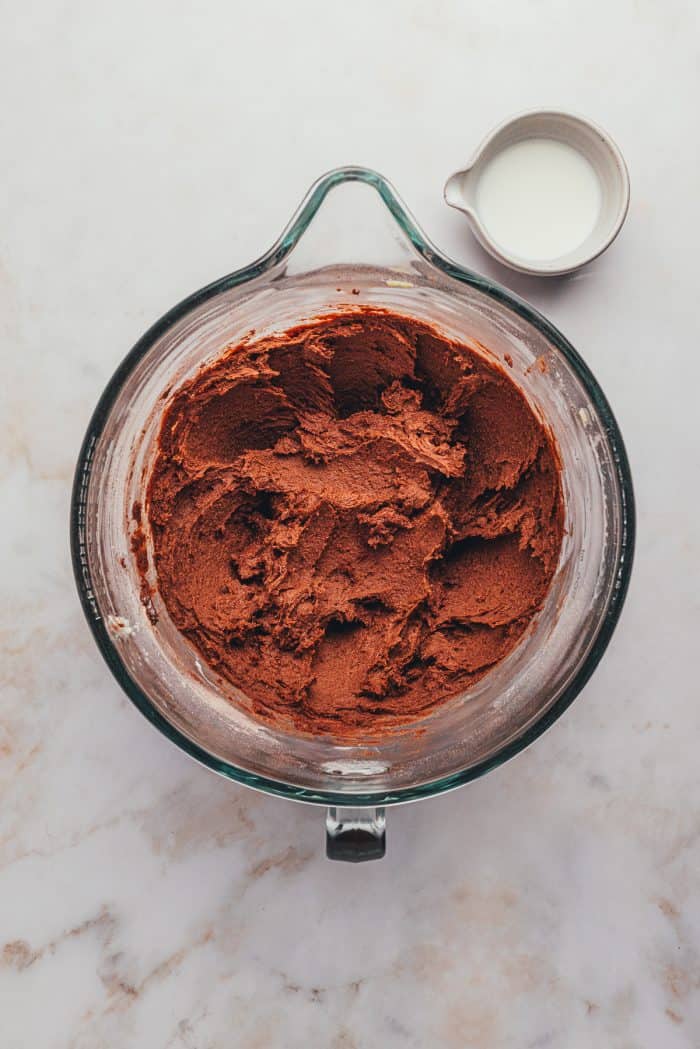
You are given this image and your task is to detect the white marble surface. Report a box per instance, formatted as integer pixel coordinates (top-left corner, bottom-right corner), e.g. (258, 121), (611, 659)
(2, 2), (699, 1046)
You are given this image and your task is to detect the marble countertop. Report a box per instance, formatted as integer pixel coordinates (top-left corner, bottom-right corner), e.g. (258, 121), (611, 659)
(2, 1), (699, 1046)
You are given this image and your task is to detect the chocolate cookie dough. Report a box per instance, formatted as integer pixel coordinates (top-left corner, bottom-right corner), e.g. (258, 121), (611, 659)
(144, 309), (564, 737)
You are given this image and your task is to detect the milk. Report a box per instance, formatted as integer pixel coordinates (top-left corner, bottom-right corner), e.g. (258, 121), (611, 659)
(475, 138), (602, 262)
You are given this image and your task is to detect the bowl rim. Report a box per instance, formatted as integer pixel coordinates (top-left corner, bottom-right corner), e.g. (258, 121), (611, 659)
(70, 166), (635, 807)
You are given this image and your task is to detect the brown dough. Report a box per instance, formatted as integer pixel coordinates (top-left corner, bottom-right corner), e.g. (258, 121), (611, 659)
(144, 309), (564, 737)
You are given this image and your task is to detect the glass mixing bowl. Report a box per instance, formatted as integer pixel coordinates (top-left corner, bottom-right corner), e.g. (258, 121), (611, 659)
(71, 167), (634, 861)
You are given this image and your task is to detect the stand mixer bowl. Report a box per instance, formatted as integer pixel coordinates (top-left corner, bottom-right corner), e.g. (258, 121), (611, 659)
(71, 167), (634, 861)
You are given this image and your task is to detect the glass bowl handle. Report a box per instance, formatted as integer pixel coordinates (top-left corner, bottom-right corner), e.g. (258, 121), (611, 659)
(272, 166), (453, 278)
(326, 807), (386, 862)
